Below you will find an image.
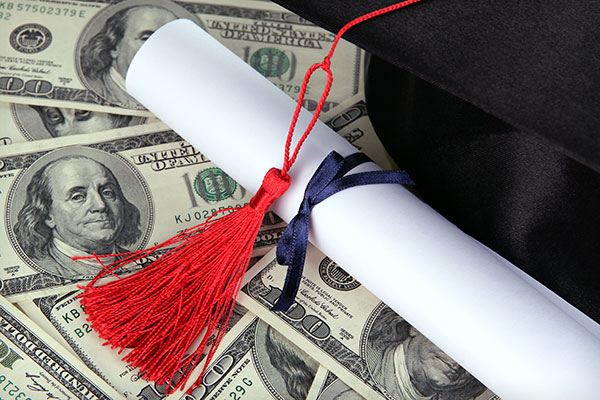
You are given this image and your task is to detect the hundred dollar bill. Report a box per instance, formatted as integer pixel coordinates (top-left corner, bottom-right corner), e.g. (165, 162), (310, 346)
(171, 312), (320, 400)
(0, 294), (125, 400)
(0, 101), (151, 146)
(321, 94), (392, 170)
(0, 122), (283, 301)
(19, 290), (249, 399)
(237, 246), (498, 400)
(0, 0), (364, 115)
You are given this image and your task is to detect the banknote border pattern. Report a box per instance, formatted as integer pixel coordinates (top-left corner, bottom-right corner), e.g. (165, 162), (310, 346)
(32, 291), (111, 383)
(0, 304), (114, 400)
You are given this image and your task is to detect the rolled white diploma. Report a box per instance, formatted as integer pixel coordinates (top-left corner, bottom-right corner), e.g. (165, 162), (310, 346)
(126, 19), (600, 400)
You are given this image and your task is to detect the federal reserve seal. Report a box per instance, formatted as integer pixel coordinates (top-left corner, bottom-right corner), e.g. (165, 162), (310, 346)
(250, 48), (290, 78)
(10, 24), (52, 54)
(318, 257), (361, 291)
(194, 167), (238, 202)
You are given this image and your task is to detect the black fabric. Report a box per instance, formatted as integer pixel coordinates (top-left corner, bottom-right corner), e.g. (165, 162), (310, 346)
(270, 0), (600, 322)
(271, 0), (600, 173)
(366, 57), (600, 323)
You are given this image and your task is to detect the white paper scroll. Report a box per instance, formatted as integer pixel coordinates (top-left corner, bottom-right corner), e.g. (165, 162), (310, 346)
(126, 19), (600, 400)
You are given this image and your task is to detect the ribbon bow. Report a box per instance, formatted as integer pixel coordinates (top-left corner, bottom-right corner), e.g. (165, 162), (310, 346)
(272, 151), (414, 311)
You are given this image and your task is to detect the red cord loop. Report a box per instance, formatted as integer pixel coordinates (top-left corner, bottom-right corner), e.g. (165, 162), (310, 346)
(281, 0), (422, 175)
(282, 59), (334, 175)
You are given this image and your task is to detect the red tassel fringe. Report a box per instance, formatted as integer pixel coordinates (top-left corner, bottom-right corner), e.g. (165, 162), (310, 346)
(77, 168), (290, 393)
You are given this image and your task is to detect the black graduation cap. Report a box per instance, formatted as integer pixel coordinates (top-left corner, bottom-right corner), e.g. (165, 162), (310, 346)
(271, 0), (600, 323)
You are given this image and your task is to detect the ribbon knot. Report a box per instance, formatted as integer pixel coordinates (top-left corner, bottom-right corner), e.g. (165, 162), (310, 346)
(272, 151), (414, 311)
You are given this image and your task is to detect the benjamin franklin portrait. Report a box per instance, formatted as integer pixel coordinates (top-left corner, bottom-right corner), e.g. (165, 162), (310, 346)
(10, 149), (151, 280)
(365, 306), (486, 400)
(77, 0), (201, 109)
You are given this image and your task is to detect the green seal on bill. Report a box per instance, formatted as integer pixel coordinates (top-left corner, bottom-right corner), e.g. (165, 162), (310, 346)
(194, 167), (238, 202)
(250, 47), (291, 78)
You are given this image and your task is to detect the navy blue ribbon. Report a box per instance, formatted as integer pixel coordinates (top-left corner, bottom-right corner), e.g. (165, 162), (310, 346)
(272, 151), (414, 311)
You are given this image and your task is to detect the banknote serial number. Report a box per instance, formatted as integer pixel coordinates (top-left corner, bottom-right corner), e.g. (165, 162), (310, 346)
(272, 83), (301, 94)
(229, 378), (253, 400)
(174, 205), (247, 224)
(0, 2), (86, 18)
(0, 374), (32, 400)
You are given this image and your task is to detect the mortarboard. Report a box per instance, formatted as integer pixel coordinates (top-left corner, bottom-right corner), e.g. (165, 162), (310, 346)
(270, 0), (600, 323)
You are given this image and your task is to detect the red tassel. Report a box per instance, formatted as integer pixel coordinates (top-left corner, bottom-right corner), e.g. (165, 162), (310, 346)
(77, 168), (290, 392)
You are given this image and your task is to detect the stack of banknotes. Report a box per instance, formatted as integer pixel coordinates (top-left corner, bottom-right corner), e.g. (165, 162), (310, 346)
(0, 0), (499, 399)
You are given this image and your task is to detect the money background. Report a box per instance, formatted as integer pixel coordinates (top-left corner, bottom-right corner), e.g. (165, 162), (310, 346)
(0, 93), (390, 302)
(0, 0), (363, 115)
(0, 123), (272, 301)
(0, 0), (500, 399)
(175, 313), (321, 400)
(20, 290), (251, 399)
(237, 246), (497, 400)
(0, 294), (126, 399)
(0, 102), (153, 145)
(4, 98), (402, 399)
